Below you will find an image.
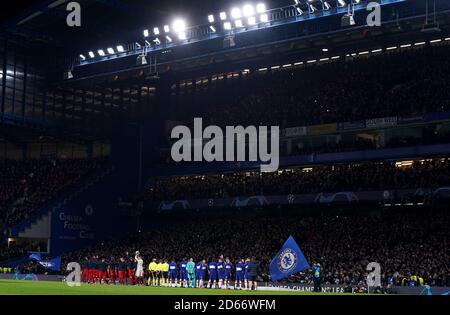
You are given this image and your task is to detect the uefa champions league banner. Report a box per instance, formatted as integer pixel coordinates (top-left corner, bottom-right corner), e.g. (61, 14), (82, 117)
(156, 188), (446, 211)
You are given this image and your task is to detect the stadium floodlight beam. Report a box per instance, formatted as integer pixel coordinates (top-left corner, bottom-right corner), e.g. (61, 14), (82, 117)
(117, 45), (124, 52)
(243, 4), (255, 17)
(256, 3), (266, 13)
(164, 25), (170, 33)
(154, 27), (160, 35)
(248, 16), (256, 25)
(338, 0), (346, 7)
(224, 22), (232, 30)
(260, 13), (269, 22)
(235, 19), (243, 28)
(173, 19), (186, 33)
(231, 8), (242, 19)
(220, 12), (227, 20)
(88, 51), (95, 58)
(309, 4), (317, 13)
(143, 29), (149, 37)
(208, 14), (215, 23)
(98, 49), (105, 56)
(107, 47), (115, 54)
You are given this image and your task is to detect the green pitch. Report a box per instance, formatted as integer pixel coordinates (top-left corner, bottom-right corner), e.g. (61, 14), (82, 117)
(0, 280), (333, 295)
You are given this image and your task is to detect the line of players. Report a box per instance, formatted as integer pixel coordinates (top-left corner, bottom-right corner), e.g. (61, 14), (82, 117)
(80, 255), (256, 290)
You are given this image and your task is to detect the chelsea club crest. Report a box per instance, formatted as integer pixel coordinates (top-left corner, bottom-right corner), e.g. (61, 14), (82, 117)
(278, 248), (298, 273)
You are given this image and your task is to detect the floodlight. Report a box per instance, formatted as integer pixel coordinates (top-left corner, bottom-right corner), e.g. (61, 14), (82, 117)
(154, 27), (160, 35)
(88, 51), (95, 58)
(220, 12), (227, 20)
(173, 19), (186, 33)
(117, 45), (124, 52)
(256, 3), (266, 13)
(153, 38), (161, 45)
(243, 4), (255, 17)
(79, 54), (86, 60)
(107, 47), (114, 54)
(164, 25), (170, 33)
(231, 8), (242, 19)
(248, 16), (256, 25)
(209, 25), (217, 32)
(208, 15), (215, 23)
(338, 0), (346, 7)
(178, 32), (187, 40)
(143, 29), (149, 37)
(166, 35), (173, 42)
(224, 22), (232, 30)
(235, 20), (243, 28)
(323, 1), (331, 10)
(98, 49), (105, 56)
(260, 13), (268, 22)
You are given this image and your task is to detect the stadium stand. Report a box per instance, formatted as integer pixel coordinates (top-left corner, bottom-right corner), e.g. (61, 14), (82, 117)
(170, 46), (450, 129)
(0, 158), (107, 228)
(146, 158), (450, 201)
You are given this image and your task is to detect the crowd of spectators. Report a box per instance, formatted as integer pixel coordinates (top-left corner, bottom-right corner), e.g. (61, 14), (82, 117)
(63, 206), (449, 288)
(171, 45), (450, 129)
(146, 159), (450, 201)
(0, 158), (107, 228)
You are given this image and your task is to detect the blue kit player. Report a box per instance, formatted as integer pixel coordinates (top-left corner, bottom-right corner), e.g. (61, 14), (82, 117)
(217, 257), (224, 289)
(168, 260), (178, 287)
(235, 259), (245, 290)
(179, 258), (188, 288)
(197, 259), (207, 288)
(244, 258), (250, 290)
(208, 260), (217, 289)
(224, 258), (233, 289)
(195, 261), (202, 287)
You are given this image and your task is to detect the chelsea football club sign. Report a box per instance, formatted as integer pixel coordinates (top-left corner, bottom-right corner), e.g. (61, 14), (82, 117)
(270, 236), (310, 282)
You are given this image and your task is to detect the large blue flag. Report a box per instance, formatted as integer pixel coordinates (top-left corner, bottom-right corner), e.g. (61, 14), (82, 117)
(29, 253), (61, 272)
(269, 236), (310, 282)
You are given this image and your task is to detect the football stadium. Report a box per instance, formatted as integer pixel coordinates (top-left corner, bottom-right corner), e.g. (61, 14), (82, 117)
(0, 0), (449, 303)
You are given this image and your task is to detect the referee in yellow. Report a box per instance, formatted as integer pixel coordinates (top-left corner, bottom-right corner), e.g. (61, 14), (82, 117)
(147, 259), (158, 286)
(156, 260), (164, 286)
(161, 260), (170, 286)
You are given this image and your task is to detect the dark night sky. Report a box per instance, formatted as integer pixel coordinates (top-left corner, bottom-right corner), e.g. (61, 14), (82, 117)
(0, 0), (294, 25)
